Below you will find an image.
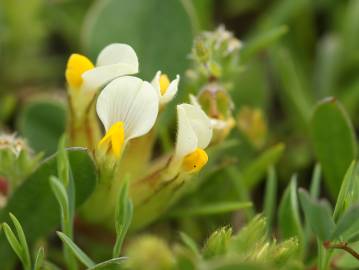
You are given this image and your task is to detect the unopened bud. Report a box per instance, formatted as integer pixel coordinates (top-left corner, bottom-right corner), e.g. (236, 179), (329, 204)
(194, 38), (209, 62)
(237, 106), (267, 149)
(203, 226), (232, 259)
(0, 134), (41, 192)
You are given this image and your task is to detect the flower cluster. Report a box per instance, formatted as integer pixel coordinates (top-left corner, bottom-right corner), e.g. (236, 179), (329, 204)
(65, 43), (215, 227)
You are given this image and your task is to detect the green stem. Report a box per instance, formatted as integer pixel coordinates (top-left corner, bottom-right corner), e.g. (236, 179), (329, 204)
(318, 239), (332, 270)
(62, 205), (78, 270)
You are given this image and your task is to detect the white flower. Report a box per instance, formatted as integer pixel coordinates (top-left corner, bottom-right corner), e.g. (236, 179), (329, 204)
(172, 103), (212, 173)
(151, 71), (180, 106)
(66, 43), (139, 92)
(96, 76), (159, 157)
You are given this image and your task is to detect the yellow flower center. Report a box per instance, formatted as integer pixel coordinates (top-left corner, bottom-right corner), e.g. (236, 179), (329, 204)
(182, 148), (208, 173)
(65, 53), (94, 89)
(159, 74), (170, 96)
(98, 122), (125, 158)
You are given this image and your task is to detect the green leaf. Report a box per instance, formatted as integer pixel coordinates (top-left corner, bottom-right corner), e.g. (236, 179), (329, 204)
(333, 161), (359, 221)
(0, 148), (97, 269)
(113, 178), (133, 258)
(57, 135), (70, 187)
(278, 176), (304, 251)
(8, 213), (31, 269)
(82, 0), (194, 80)
(241, 25), (288, 62)
(170, 202), (252, 217)
(49, 176), (69, 222)
(269, 47), (313, 129)
(263, 166), (277, 235)
(179, 232), (200, 256)
(57, 232), (95, 268)
(310, 98), (357, 198)
(2, 223), (23, 266)
(17, 100), (66, 156)
(309, 164), (322, 199)
(88, 258), (126, 270)
(331, 204), (359, 241)
(34, 247), (45, 270)
(242, 143), (285, 189)
(298, 189), (335, 241)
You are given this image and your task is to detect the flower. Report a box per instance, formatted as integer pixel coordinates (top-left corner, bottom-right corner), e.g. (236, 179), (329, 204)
(171, 103), (212, 173)
(66, 43), (139, 92)
(151, 71), (180, 106)
(96, 76), (159, 158)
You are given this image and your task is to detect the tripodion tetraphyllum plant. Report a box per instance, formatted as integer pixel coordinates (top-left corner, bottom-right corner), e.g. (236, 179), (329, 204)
(4, 24), (359, 270)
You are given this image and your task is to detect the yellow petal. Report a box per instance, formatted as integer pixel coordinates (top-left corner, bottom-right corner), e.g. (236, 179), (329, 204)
(159, 74), (170, 95)
(65, 54), (94, 89)
(182, 148), (208, 173)
(98, 122), (125, 158)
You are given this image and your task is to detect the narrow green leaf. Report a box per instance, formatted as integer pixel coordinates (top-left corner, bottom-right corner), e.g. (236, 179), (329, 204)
(241, 25), (288, 62)
(243, 143), (285, 189)
(331, 204), (359, 241)
(88, 258), (127, 270)
(333, 161), (359, 221)
(8, 213), (31, 269)
(113, 177), (133, 258)
(304, 164), (322, 246)
(49, 176), (69, 221)
(34, 247), (45, 270)
(309, 164), (321, 199)
(270, 47), (313, 129)
(298, 189), (335, 241)
(314, 35), (341, 98)
(179, 232), (200, 256)
(57, 135), (70, 187)
(278, 176), (304, 250)
(170, 202), (252, 217)
(2, 223), (23, 264)
(263, 166), (277, 235)
(310, 98), (357, 198)
(57, 232), (95, 268)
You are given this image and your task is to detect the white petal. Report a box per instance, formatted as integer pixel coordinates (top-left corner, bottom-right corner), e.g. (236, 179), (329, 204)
(175, 105), (198, 158)
(189, 94), (201, 108)
(96, 76), (159, 141)
(151, 70), (162, 98)
(175, 103), (212, 159)
(161, 75), (180, 104)
(181, 103), (212, 149)
(81, 43), (139, 91)
(210, 119), (228, 130)
(96, 43), (138, 68)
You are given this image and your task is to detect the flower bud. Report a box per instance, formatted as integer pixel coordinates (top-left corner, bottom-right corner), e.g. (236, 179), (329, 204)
(0, 134), (41, 192)
(237, 106), (268, 149)
(194, 37), (209, 62)
(194, 83), (235, 143)
(203, 226), (232, 259)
